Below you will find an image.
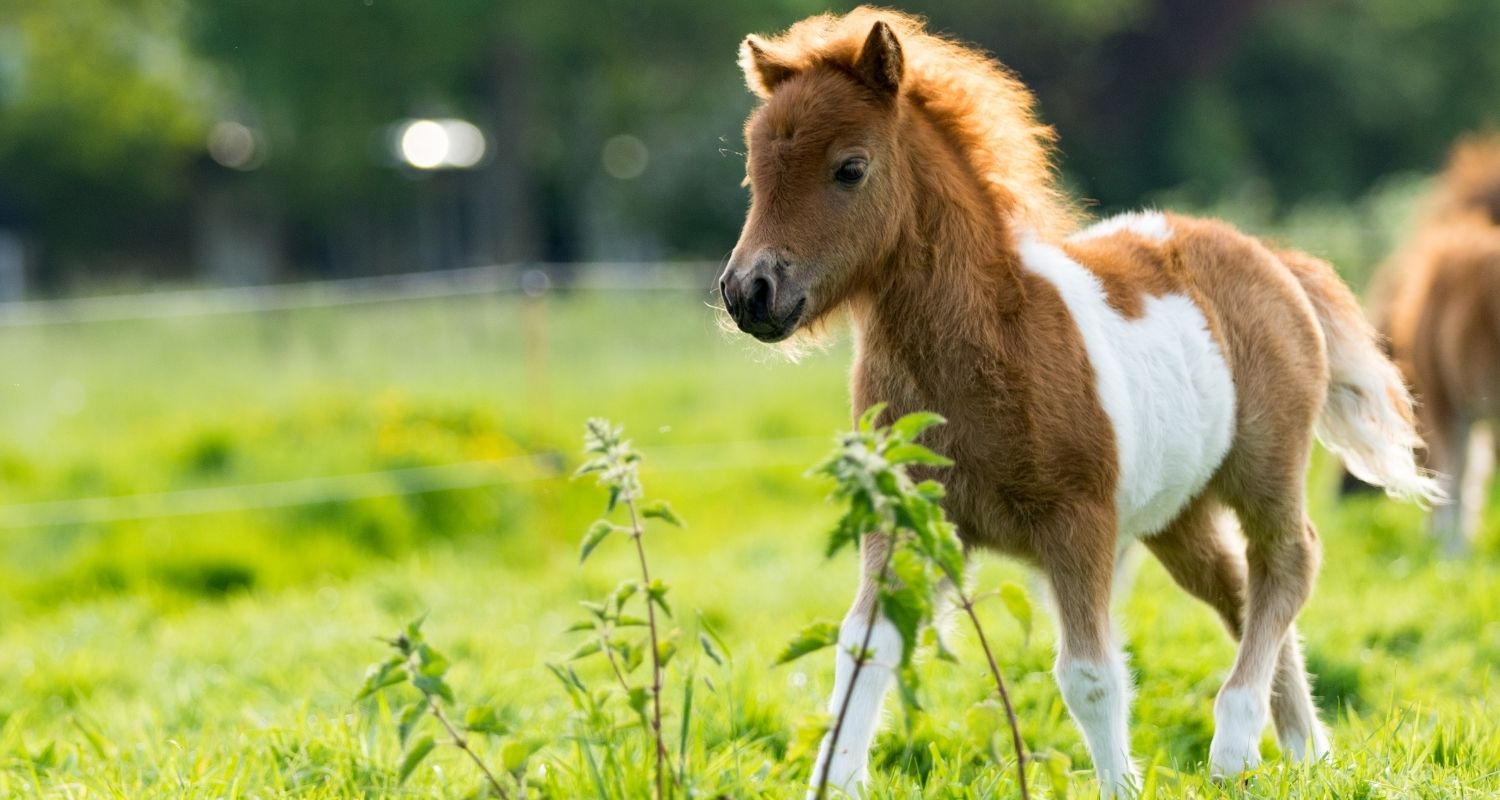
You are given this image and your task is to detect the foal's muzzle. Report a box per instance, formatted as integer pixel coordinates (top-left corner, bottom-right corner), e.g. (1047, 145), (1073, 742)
(719, 251), (805, 343)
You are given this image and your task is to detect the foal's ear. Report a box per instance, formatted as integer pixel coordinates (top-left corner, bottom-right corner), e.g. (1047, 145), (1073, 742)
(740, 35), (798, 98)
(854, 21), (903, 98)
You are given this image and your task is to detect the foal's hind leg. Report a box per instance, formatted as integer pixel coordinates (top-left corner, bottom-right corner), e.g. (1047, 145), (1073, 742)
(1144, 498), (1329, 764)
(1268, 634), (1329, 761)
(1206, 484), (1322, 776)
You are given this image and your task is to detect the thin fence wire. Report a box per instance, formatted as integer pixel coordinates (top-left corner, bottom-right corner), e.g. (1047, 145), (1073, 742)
(0, 261), (722, 328)
(0, 260), (816, 531)
(0, 437), (830, 530)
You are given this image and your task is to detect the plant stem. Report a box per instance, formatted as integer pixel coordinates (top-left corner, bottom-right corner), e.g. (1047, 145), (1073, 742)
(815, 539), (896, 800)
(600, 630), (635, 694)
(959, 595), (1029, 800)
(624, 494), (669, 800)
(726, 666), (744, 788)
(426, 694), (511, 800)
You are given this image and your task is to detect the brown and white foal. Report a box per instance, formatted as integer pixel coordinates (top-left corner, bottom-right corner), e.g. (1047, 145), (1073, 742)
(717, 9), (1439, 798)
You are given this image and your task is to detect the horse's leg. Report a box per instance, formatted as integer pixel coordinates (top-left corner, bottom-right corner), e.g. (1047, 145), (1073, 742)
(1209, 486), (1322, 777)
(930, 563), (966, 659)
(1268, 632), (1329, 761)
(1041, 506), (1138, 798)
(1144, 497), (1328, 763)
(1112, 534), (1143, 605)
(1460, 422), (1493, 545)
(808, 533), (902, 798)
(1428, 414), (1472, 555)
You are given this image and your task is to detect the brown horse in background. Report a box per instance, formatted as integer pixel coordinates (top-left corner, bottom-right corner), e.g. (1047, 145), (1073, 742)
(1372, 135), (1500, 553)
(717, 8), (1440, 798)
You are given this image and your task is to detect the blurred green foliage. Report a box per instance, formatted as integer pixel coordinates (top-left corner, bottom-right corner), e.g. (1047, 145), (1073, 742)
(0, 291), (850, 608)
(0, 0), (205, 252)
(4, 0), (1500, 276)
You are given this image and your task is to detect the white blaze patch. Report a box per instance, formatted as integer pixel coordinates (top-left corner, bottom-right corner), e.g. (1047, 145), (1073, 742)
(1071, 210), (1173, 243)
(1019, 232), (1236, 538)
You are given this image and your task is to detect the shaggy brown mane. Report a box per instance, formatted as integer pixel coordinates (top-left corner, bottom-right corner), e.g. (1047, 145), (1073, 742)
(1429, 132), (1500, 225)
(1371, 133), (1500, 328)
(741, 6), (1078, 236)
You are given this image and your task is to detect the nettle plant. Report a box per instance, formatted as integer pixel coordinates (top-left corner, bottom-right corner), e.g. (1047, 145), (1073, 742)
(552, 418), (686, 800)
(358, 419), (722, 799)
(357, 413), (1031, 798)
(779, 405), (1033, 800)
(359, 615), (536, 798)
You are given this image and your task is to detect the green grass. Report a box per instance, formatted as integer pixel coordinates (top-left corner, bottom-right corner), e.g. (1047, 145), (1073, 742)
(0, 290), (1496, 797)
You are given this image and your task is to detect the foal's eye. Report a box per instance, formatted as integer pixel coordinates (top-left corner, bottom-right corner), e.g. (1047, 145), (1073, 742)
(834, 158), (867, 185)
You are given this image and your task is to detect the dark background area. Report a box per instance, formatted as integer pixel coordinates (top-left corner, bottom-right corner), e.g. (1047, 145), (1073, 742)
(3, 0), (1498, 292)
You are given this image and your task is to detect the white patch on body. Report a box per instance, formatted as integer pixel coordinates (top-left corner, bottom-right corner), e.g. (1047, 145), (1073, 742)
(1055, 655), (1138, 797)
(808, 615), (902, 799)
(1018, 232), (1236, 538)
(1210, 686), (1267, 775)
(1071, 210), (1173, 243)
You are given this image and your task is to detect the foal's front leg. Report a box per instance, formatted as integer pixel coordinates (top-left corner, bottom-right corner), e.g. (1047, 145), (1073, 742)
(808, 534), (904, 798)
(1042, 510), (1139, 798)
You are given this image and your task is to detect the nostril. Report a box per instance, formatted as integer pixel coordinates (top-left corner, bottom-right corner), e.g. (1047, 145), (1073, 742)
(749, 275), (773, 319)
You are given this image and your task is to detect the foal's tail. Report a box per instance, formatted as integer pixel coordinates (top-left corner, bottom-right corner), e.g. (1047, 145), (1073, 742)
(1276, 248), (1446, 504)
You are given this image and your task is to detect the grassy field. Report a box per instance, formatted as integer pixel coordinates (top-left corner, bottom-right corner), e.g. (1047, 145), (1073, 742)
(0, 287), (1496, 798)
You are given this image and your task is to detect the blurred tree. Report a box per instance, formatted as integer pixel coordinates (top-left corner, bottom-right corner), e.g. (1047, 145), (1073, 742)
(952, 0), (1500, 208)
(183, 0), (830, 265)
(0, 0), (206, 284)
(7, 0), (1500, 283)
(1212, 0), (1500, 203)
(184, 0), (499, 272)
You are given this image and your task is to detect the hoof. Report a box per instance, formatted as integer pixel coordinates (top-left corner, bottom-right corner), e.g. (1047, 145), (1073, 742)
(1096, 770), (1141, 799)
(1209, 732), (1262, 778)
(1210, 687), (1266, 777)
(1280, 725), (1331, 763)
(806, 767), (867, 799)
(808, 745), (867, 799)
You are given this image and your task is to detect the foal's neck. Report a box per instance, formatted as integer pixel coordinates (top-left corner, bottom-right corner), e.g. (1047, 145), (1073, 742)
(849, 137), (1030, 412)
(860, 137), (1025, 342)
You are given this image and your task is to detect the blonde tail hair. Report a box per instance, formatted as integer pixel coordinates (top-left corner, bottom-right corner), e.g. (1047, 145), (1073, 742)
(1277, 248), (1446, 504)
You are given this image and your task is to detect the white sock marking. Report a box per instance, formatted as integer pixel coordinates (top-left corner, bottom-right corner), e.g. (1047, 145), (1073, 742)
(1211, 686), (1267, 776)
(808, 615), (902, 798)
(1056, 655), (1138, 797)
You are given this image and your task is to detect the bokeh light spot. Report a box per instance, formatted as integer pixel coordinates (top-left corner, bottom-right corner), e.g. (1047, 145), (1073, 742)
(207, 121), (261, 170)
(396, 119), (486, 170)
(602, 134), (649, 180)
(399, 120), (449, 170)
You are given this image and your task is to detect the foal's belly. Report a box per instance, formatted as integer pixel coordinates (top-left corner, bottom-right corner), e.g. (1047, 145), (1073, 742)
(1020, 235), (1237, 538)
